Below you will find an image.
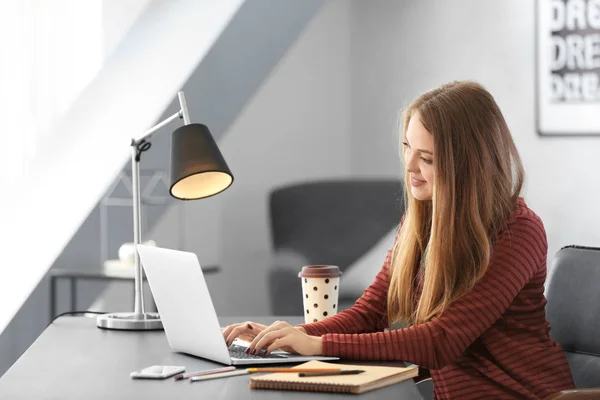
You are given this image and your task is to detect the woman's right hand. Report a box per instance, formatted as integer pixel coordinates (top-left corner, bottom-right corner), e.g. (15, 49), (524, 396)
(222, 321), (268, 347)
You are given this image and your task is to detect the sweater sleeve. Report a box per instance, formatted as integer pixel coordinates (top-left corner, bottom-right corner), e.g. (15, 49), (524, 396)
(298, 250), (392, 336)
(319, 213), (547, 369)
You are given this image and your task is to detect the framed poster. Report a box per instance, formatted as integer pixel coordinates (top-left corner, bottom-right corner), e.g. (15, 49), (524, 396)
(536, 0), (600, 136)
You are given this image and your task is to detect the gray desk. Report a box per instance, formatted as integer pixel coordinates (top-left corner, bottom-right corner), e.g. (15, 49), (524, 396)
(0, 316), (423, 399)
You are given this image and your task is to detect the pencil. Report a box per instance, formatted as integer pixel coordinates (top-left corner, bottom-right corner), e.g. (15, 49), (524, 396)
(246, 368), (340, 373)
(174, 366), (236, 380)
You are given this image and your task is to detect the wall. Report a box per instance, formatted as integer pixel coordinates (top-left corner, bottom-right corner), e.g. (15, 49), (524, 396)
(150, 0), (353, 315)
(349, 0), (600, 263)
(102, 0), (149, 58)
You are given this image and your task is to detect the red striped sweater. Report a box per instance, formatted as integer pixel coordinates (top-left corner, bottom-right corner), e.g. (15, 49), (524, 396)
(300, 200), (574, 399)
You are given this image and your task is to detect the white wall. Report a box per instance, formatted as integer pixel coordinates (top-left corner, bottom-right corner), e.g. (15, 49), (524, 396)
(150, 0), (352, 315)
(102, 0), (150, 58)
(350, 0), (600, 261)
(0, 0), (245, 338)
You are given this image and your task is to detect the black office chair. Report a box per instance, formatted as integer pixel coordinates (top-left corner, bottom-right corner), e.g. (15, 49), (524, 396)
(267, 179), (404, 316)
(544, 245), (600, 399)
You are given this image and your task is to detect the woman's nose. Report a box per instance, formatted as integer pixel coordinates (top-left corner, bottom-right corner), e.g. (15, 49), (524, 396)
(405, 151), (418, 173)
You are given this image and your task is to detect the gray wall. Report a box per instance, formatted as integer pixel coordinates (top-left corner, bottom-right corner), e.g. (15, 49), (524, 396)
(210, 0), (353, 315)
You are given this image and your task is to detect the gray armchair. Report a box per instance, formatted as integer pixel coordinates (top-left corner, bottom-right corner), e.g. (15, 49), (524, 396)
(544, 245), (600, 399)
(417, 245), (600, 400)
(267, 179), (404, 316)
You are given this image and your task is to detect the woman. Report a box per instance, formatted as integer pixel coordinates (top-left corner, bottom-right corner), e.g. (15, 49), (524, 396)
(223, 81), (575, 399)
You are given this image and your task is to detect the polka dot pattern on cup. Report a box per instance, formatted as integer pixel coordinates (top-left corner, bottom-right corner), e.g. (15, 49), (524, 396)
(301, 276), (340, 324)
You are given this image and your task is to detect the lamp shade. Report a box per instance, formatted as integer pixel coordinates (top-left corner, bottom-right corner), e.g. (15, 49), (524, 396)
(169, 123), (233, 200)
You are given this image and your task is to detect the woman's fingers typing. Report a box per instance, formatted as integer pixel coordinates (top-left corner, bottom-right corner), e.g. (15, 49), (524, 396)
(222, 321), (266, 346)
(224, 325), (253, 346)
(252, 329), (288, 354)
(223, 320), (318, 354)
(247, 321), (286, 351)
(246, 321), (322, 356)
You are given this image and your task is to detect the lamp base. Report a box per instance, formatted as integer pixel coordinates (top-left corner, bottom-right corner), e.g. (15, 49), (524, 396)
(97, 312), (163, 330)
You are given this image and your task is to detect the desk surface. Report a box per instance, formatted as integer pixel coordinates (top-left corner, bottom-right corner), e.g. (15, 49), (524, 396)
(0, 316), (423, 399)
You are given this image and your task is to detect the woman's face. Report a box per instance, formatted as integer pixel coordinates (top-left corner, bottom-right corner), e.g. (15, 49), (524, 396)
(403, 113), (435, 201)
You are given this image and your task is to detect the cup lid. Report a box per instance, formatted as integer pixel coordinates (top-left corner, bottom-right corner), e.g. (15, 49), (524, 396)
(298, 265), (342, 278)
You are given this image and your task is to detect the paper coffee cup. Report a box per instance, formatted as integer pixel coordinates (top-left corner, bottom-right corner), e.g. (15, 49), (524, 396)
(298, 265), (342, 324)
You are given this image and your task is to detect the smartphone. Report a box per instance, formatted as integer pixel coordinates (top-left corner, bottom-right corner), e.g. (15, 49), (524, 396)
(130, 365), (186, 379)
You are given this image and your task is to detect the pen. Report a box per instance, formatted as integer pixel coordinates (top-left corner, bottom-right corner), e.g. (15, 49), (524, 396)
(299, 370), (365, 377)
(174, 366), (236, 380)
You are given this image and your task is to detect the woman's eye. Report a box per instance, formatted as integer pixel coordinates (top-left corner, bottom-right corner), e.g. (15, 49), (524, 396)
(420, 157), (433, 164)
(402, 141), (409, 148)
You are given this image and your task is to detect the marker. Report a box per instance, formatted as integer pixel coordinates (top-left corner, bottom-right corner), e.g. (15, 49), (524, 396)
(246, 368), (340, 373)
(299, 370), (365, 377)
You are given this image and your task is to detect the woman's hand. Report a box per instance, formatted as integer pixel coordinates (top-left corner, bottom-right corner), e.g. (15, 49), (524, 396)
(222, 321), (268, 346)
(247, 321), (322, 356)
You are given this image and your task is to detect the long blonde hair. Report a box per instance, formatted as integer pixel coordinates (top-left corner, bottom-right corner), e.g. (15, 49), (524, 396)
(387, 81), (524, 326)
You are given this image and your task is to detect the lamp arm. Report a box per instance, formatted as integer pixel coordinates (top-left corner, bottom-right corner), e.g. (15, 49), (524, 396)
(132, 111), (182, 146)
(131, 91), (191, 145)
(129, 90), (191, 317)
(178, 91), (191, 125)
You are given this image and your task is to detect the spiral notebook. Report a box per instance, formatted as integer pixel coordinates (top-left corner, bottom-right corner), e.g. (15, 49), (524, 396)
(249, 360), (418, 394)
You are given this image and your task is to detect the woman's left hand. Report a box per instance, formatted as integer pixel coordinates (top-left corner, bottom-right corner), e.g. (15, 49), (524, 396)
(247, 321), (322, 356)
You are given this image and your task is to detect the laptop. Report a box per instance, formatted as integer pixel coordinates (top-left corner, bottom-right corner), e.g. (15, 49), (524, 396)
(137, 244), (339, 365)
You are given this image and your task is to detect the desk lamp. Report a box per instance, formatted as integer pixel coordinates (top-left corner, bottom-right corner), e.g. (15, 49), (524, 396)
(97, 91), (233, 330)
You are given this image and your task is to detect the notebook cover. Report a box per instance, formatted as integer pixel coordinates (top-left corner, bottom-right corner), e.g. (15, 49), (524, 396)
(249, 360), (418, 394)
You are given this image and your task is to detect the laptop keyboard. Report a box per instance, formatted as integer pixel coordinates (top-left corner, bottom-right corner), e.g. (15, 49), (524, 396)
(228, 344), (287, 359)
